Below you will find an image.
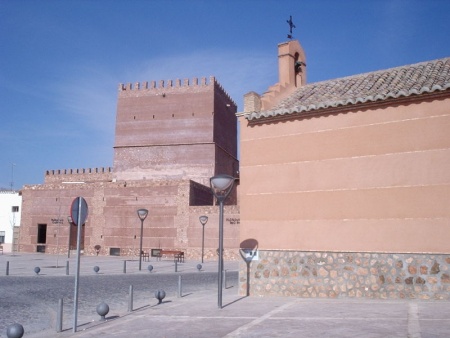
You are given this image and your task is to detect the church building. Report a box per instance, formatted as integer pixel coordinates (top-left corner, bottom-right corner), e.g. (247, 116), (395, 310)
(238, 38), (450, 300)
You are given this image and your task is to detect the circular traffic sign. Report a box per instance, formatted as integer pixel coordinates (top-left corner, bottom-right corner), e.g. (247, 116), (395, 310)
(70, 197), (88, 226)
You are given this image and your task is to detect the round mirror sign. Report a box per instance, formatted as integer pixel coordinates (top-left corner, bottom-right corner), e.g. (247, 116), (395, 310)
(70, 197), (88, 226)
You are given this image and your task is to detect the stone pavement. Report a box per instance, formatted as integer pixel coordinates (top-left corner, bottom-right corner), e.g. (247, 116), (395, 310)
(0, 251), (227, 276)
(33, 289), (450, 338)
(2, 253), (450, 337)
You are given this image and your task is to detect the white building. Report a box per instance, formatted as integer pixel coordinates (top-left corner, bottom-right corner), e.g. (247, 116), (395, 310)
(0, 191), (22, 252)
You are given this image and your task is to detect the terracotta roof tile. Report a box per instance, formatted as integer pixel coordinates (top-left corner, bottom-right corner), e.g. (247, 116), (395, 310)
(246, 57), (450, 121)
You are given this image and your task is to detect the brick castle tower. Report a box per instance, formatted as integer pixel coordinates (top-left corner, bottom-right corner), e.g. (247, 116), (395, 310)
(113, 76), (238, 186)
(18, 76), (240, 258)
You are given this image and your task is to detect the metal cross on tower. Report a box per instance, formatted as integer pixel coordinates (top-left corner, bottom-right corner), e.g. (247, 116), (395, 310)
(287, 15), (296, 39)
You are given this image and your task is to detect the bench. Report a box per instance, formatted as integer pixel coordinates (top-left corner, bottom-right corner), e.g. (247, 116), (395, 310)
(151, 249), (184, 262)
(141, 250), (150, 262)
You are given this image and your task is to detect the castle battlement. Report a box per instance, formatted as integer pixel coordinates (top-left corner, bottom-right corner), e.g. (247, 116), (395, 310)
(118, 76), (236, 107)
(119, 76), (214, 91)
(45, 167), (112, 176)
(44, 167), (113, 184)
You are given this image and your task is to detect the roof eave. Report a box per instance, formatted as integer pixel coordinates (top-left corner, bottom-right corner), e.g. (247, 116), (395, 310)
(244, 88), (450, 124)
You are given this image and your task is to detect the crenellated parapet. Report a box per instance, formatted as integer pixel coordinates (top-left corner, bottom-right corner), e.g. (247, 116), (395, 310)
(46, 167), (112, 176)
(118, 76), (236, 107)
(118, 76), (213, 92)
(44, 167), (113, 184)
(212, 77), (237, 108)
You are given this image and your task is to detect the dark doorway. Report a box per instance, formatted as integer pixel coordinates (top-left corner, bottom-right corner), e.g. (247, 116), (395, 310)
(37, 224), (47, 244)
(69, 223), (85, 250)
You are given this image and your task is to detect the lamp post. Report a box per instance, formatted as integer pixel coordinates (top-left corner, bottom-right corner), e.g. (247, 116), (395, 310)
(137, 209), (149, 271)
(199, 216), (208, 263)
(67, 216), (73, 258)
(210, 174), (235, 309)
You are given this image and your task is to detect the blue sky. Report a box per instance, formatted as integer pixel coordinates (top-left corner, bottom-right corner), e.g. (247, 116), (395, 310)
(1, 0), (449, 189)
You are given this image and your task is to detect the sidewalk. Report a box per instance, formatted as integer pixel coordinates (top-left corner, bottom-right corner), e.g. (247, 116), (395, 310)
(2, 253), (450, 337)
(36, 288), (450, 338)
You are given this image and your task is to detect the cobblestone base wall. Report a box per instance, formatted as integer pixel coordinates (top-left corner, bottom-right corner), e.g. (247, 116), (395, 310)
(239, 250), (450, 300)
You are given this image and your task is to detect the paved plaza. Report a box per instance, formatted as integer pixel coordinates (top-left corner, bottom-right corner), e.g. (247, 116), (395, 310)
(1, 253), (450, 337)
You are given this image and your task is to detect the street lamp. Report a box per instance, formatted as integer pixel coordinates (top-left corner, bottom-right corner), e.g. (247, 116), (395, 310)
(67, 216), (73, 258)
(199, 216), (208, 263)
(137, 209), (149, 271)
(210, 174), (235, 309)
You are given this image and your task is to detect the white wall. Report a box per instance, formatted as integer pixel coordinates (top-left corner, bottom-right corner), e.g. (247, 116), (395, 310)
(0, 191), (22, 252)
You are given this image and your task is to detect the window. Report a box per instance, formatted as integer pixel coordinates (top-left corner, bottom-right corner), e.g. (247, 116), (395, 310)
(12, 206), (19, 212)
(0, 231), (5, 244)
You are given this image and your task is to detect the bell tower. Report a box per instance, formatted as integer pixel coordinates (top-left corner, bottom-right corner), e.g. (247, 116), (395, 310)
(243, 39), (307, 113)
(278, 39), (307, 89)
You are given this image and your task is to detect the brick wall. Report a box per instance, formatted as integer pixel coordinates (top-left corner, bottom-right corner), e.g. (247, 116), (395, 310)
(20, 75), (240, 259)
(114, 76), (237, 184)
(19, 180), (240, 259)
(44, 167), (112, 184)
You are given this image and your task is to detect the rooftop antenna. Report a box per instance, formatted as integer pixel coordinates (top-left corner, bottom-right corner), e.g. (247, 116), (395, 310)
(286, 15), (296, 39)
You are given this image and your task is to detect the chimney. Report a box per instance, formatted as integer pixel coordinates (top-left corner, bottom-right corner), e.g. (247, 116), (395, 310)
(243, 92), (261, 112)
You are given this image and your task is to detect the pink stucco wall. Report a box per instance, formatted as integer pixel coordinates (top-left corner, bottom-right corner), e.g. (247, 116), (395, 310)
(239, 96), (450, 253)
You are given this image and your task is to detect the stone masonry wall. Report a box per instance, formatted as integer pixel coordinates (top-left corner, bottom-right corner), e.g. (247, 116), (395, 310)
(240, 250), (450, 300)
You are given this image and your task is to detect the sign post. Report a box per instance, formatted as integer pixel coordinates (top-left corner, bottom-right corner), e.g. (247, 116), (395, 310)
(70, 197), (88, 333)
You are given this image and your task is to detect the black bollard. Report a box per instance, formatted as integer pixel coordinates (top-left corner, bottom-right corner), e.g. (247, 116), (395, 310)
(96, 302), (109, 321)
(155, 290), (166, 304)
(196, 263), (202, 271)
(175, 260), (178, 272)
(34, 267), (40, 275)
(6, 323), (24, 338)
(6, 261), (9, 276)
(123, 260), (127, 274)
(148, 265), (153, 272)
(66, 261), (69, 276)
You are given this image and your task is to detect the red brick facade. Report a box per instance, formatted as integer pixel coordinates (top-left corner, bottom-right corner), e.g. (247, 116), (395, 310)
(19, 77), (240, 259)
(114, 76), (237, 186)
